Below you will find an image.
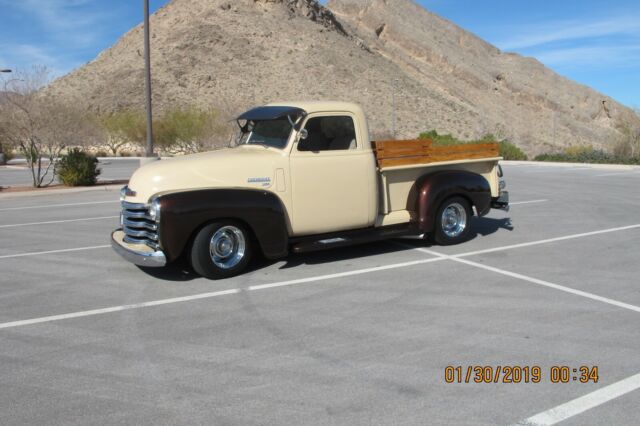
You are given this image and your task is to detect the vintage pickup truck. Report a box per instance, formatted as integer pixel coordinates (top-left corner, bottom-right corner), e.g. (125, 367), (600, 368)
(112, 101), (509, 279)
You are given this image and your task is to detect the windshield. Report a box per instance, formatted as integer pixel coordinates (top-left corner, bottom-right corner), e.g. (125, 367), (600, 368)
(239, 119), (292, 149)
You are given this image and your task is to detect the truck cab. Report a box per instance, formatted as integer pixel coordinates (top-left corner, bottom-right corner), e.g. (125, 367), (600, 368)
(112, 101), (508, 279)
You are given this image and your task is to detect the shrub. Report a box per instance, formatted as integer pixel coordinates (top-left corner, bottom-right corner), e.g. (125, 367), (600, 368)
(155, 107), (231, 154)
(533, 145), (640, 164)
(99, 109), (147, 155)
(0, 142), (14, 162)
(56, 149), (101, 186)
(418, 130), (463, 146)
(498, 140), (528, 160)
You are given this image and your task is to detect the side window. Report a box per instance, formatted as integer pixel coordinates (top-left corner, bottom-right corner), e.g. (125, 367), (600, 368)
(297, 116), (357, 152)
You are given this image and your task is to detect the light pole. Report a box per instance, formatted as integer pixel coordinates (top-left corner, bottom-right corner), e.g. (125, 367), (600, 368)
(0, 69), (11, 165)
(143, 0), (156, 161)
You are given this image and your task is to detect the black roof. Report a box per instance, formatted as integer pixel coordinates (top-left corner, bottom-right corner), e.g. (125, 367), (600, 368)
(237, 106), (306, 121)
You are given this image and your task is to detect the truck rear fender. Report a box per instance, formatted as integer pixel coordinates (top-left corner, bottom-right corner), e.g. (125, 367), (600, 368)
(413, 171), (491, 233)
(157, 189), (289, 262)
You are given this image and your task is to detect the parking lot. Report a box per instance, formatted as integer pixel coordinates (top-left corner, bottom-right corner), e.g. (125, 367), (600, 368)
(0, 162), (639, 425)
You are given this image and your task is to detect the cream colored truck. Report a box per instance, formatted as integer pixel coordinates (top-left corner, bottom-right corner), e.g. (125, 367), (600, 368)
(112, 101), (509, 279)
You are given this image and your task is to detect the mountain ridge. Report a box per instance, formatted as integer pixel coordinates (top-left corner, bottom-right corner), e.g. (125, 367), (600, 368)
(45, 0), (639, 154)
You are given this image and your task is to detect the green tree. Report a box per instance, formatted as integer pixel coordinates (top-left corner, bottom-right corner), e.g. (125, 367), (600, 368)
(155, 107), (229, 154)
(100, 110), (146, 155)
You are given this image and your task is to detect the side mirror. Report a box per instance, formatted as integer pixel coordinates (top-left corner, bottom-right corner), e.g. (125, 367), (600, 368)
(299, 129), (308, 140)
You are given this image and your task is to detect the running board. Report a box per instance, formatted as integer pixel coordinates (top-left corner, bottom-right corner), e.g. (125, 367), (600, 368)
(290, 223), (420, 254)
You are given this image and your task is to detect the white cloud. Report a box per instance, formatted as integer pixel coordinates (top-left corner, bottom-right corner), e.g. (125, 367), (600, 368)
(532, 44), (640, 68)
(0, 43), (76, 76)
(498, 15), (640, 50)
(0, 0), (120, 75)
(0, 0), (112, 48)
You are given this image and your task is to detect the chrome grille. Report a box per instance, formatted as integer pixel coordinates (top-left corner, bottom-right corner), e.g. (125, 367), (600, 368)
(121, 202), (159, 249)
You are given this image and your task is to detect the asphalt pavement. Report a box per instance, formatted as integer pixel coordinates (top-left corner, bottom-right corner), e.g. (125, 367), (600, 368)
(0, 162), (638, 425)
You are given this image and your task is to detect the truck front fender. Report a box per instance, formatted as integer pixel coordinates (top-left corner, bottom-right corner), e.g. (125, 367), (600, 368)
(157, 189), (289, 262)
(414, 170), (491, 233)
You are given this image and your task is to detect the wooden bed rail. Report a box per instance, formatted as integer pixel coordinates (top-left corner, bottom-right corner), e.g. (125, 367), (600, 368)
(372, 139), (500, 168)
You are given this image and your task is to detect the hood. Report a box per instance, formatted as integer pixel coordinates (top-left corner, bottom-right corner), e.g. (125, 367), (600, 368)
(125, 146), (287, 204)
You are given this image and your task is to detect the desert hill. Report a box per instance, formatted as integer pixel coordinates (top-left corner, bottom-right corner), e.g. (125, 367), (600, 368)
(45, 0), (639, 154)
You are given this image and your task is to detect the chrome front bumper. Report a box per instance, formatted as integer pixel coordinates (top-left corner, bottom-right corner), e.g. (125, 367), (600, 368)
(111, 229), (167, 267)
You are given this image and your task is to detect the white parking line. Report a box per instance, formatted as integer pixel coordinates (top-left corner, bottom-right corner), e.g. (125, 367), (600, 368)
(0, 216), (119, 229)
(0, 200), (119, 212)
(401, 245), (640, 313)
(0, 245), (110, 260)
(0, 257), (446, 330)
(0, 289), (242, 330)
(455, 224), (640, 258)
(594, 171), (640, 177)
(509, 199), (548, 206)
(516, 372), (640, 425)
(0, 223), (638, 328)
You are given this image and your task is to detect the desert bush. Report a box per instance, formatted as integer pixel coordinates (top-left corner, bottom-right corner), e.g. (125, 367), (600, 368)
(99, 110), (147, 155)
(56, 149), (101, 186)
(155, 107), (231, 154)
(0, 142), (14, 162)
(497, 140), (528, 160)
(418, 130), (462, 146)
(533, 145), (640, 164)
(94, 150), (109, 158)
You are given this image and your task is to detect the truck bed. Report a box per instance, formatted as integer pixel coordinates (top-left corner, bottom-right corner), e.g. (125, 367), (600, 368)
(371, 139), (502, 220)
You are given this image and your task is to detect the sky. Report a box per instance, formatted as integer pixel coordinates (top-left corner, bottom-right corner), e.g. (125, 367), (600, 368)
(0, 0), (638, 108)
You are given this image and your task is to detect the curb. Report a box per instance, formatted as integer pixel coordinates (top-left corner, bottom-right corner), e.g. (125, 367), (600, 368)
(7, 157), (172, 165)
(0, 184), (123, 199)
(501, 160), (640, 171)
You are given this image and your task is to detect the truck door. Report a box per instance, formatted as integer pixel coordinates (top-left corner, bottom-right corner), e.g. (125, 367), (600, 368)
(289, 113), (375, 236)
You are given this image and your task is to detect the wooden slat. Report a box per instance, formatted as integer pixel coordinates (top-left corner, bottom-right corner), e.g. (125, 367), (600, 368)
(373, 139), (433, 159)
(373, 139), (500, 168)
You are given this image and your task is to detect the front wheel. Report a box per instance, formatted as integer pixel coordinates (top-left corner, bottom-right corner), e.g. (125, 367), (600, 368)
(190, 221), (252, 279)
(433, 196), (472, 245)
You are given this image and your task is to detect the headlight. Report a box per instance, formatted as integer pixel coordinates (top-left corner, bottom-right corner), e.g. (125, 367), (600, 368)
(149, 198), (161, 222)
(499, 180), (507, 190)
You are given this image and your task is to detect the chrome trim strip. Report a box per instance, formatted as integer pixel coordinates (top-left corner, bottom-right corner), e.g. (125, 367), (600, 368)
(122, 201), (147, 210)
(122, 217), (157, 231)
(123, 210), (154, 220)
(123, 226), (158, 240)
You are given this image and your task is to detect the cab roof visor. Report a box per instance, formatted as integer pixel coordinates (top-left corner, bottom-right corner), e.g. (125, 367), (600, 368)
(237, 106), (307, 121)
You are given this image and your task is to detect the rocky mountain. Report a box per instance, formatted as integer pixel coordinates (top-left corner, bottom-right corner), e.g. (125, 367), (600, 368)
(45, 0), (639, 154)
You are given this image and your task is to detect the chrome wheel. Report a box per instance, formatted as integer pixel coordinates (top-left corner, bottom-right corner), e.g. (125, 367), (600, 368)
(209, 226), (246, 270)
(441, 202), (467, 238)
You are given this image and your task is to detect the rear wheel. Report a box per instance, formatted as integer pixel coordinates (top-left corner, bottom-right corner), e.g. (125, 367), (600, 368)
(433, 196), (472, 245)
(190, 221), (252, 279)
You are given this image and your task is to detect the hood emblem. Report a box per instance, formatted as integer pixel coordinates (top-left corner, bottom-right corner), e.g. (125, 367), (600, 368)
(247, 177), (272, 187)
